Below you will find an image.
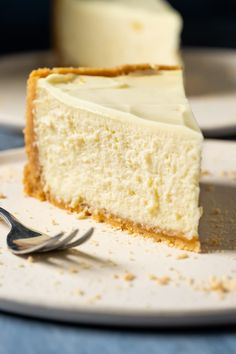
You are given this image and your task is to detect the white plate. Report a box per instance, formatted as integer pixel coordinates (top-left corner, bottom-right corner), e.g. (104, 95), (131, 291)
(0, 140), (236, 327)
(184, 49), (236, 136)
(0, 49), (236, 136)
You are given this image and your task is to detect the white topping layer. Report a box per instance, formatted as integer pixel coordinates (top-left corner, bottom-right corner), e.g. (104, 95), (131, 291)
(38, 70), (200, 135)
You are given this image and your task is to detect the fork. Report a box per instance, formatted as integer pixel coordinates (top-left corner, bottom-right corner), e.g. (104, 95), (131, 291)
(0, 207), (94, 255)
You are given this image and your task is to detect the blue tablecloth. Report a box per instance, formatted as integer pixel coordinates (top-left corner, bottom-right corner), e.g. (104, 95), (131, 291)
(0, 128), (236, 354)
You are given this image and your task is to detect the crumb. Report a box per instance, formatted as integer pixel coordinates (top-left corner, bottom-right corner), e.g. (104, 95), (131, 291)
(205, 185), (214, 192)
(208, 277), (229, 295)
(188, 278), (195, 286)
(176, 253), (189, 260)
(18, 264), (25, 268)
(195, 277), (236, 298)
(201, 170), (212, 177)
(113, 274), (119, 279)
(27, 256), (34, 263)
(76, 211), (88, 220)
(81, 263), (92, 270)
(69, 266), (79, 274)
(51, 219), (59, 225)
(149, 274), (170, 285)
(107, 259), (117, 267)
(89, 294), (102, 303)
(124, 273), (136, 282)
(212, 208), (221, 215)
(0, 193), (6, 199)
(76, 289), (85, 296)
(157, 276), (171, 285)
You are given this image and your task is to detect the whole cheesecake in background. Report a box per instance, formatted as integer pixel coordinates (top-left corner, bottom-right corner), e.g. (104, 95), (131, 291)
(54, 0), (182, 67)
(24, 64), (203, 252)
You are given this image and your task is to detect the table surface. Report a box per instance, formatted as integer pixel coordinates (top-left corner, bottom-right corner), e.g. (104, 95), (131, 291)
(1, 128), (236, 354)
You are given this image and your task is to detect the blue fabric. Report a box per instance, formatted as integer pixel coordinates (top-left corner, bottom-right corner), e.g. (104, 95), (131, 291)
(1, 312), (236, 354)
(0, 129), (24, 150)
(0, 128), (236, 354)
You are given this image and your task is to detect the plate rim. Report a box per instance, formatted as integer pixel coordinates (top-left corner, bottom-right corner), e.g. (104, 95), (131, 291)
(2, 298), (236, 327)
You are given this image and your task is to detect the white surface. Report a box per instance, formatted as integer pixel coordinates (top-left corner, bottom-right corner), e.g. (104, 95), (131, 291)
(0, 140), (236, 326)
(0, 49), (236, 135)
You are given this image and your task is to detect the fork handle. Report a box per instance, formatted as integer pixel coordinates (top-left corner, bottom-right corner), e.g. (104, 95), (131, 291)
(0, 207), (20, 228)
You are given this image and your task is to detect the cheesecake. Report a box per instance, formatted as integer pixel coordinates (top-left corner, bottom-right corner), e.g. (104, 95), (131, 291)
(24, 64), (203, 252)
(54, 0), (182, 67)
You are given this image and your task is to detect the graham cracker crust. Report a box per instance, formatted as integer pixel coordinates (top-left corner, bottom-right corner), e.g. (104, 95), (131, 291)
(23, 64), (200, 253)
(47, 194), (200, 252)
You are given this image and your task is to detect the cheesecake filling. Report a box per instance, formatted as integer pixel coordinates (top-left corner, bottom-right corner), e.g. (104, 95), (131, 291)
(33, 71), (203, 240)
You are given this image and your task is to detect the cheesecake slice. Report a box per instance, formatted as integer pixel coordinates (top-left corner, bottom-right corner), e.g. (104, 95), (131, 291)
(54, 0), (182, 67)
(24, 64), (203, 252)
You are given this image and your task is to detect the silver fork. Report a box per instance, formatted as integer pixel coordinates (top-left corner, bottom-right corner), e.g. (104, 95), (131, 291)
(0, 207), (94, 255)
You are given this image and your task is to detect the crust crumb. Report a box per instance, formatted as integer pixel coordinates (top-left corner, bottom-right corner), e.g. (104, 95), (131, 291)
(205, 185), (214, 192)
(76, 289), (85, 296)
(27, 256), (34, 263)
(157, 276), (171, 285)
(76, 210), (89, 220)
(201, 170), (212, 177)
(208, 276), (236, 295)
(0, 193), (6, 199)
(149, 274), (171, 285)
(69, 266), (79, 274)
(124, 273), (136, 282)
(176, 253), (189, 260)
(192, 277), (236, 299)
(211, 208), (221, 215)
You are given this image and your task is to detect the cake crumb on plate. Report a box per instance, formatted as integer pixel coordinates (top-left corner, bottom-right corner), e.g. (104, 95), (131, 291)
(176, 253), (189, 260)
(124, 273), (136, 281)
